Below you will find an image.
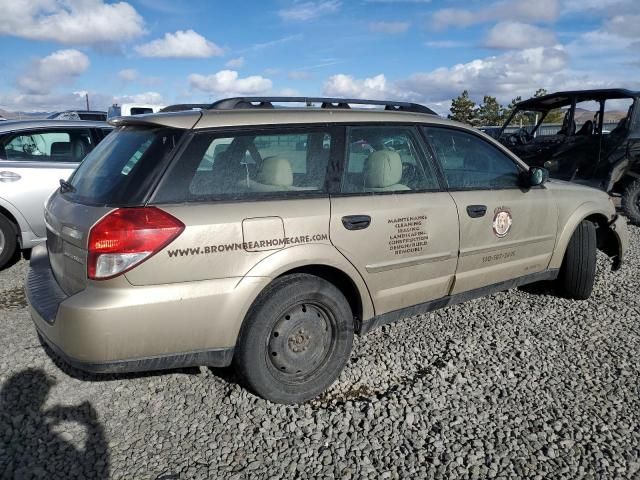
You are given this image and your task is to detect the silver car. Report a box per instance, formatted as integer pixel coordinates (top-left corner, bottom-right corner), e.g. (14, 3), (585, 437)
(0, 120), (111, 268)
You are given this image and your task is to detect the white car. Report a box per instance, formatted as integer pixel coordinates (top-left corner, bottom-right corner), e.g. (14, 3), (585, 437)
(107, 103), (166, 120)
(0, 119), (111, 268)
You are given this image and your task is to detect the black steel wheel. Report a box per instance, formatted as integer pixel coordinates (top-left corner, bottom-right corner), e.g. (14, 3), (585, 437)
(234, 274), (354, 404)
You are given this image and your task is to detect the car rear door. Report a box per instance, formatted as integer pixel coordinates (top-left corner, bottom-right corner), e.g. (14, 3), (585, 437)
(329, 124), (459, 317)
(0, 127), (95, 239)
(423, 126), (558, 294)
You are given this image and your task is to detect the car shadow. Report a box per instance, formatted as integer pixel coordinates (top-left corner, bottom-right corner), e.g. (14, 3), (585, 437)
(0, 368), (110, 478)
(518, 280), (558, 296)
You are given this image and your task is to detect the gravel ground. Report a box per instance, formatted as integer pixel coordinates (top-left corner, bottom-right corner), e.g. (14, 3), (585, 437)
(1, 224), (639, 480)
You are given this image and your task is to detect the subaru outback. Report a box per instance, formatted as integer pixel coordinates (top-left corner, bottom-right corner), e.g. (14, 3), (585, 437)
(26, 97), (629, 404)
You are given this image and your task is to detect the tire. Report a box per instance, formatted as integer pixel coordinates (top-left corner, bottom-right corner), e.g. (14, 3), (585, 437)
(558, 220), (597, 300)
(622, 179), (640, 225)
(234, 273), (354, 404)
(0, 213), (18, 270)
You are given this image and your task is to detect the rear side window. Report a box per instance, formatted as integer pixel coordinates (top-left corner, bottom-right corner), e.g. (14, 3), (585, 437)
(66, 126), (183, 205)
(423, 127), (522, 190)
(1, 129), (94, 163)
(154, 128), (332, 203)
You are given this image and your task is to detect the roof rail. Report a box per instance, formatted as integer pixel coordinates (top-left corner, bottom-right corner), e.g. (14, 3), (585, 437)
(208, 97), (437, 115)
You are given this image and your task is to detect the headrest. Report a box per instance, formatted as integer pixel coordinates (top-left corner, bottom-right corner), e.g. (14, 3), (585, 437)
(50, 142), (71, 157)
(364, 150), (402, 188)
(71, 137), (90, 161)
(256, 156), (293, 187)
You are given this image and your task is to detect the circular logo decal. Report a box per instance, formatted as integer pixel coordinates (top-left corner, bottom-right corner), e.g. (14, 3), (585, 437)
(493, 209), (513, 238)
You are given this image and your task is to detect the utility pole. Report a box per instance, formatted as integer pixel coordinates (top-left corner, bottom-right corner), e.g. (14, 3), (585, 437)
(85, 93), (90, 111)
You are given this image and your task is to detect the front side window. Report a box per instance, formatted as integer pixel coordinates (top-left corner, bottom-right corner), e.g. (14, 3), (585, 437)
(424, 127), (522, 190)
(341, 126), (438, 193)
(155, 128), (332, 202)
(1, 129), (94, 163)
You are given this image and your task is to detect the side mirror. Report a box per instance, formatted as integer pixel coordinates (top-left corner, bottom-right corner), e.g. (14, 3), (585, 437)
(528, 167), (549, 187)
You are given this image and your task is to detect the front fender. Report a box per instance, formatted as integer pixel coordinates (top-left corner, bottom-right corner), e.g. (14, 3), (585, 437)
(548, 201), (616, 270)
(242, 242), (375, 322)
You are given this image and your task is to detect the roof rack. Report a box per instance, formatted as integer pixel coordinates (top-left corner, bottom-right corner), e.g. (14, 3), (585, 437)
(208, 97), (437, 115)
(159, 103), (209, 113)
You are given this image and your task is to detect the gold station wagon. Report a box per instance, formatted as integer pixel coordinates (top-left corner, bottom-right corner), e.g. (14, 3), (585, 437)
(26, 97), (629, 403)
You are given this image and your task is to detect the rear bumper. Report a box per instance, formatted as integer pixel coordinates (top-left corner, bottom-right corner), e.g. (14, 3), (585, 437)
(26, 244), (269, 373)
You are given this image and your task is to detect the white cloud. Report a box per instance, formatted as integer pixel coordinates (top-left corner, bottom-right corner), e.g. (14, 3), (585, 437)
(135, 30), (223, 58)
(0, 0), (145, 46)
(604, 15), (640, 39)
(113, 91), (165, 105)
(431, 0), (559, 30)
(0, 90), (165, 113)
(485, 22), (558, 49)
(399, 47), (569, 103)
(118, 68), (139, 82)
(368, 21), (410, 34)
(323, 46), (577, 109)
(225, 56), (245, 68)
(189, 70), (272, 95)
(278, 1), (341, 21)
(323, 74), (398, 100)
(18, 49), (90, 95)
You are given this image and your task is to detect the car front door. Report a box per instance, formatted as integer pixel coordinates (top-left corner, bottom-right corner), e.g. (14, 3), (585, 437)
(329, 125), (459, 317)
(0, 127), (95, 239)
(423, 126), (558, 294)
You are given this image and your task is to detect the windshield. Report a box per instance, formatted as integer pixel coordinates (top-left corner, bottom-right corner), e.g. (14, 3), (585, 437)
(65, 126), (184, 205)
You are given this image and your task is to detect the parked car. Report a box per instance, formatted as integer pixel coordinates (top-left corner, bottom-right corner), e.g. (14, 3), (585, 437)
(497, 89), (640, 223)
(27, 97), (627, 404)
(47, 110), (107, 121)
(107, 103), (166, 120)
(0, 119), (112, 268)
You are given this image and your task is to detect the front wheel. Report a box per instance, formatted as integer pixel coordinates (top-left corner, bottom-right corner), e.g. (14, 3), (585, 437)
(558, 220), (597, 300)
(622, 179), (640, 225)
(0, 214), (18, 270)
(234, 274), (354, 404)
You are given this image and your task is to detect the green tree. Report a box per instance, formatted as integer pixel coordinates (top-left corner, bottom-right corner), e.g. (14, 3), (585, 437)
(476, 95), (503, 126)
(448, 90), (476, 125)
(533, 88), (548, 97)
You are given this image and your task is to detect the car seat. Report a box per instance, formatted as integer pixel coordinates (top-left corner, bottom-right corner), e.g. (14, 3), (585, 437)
(576, 120), (593, 136)
(363, 150), (410, 192)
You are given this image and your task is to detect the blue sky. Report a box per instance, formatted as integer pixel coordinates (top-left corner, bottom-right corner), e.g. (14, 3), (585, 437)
(0, 0), (638, 114)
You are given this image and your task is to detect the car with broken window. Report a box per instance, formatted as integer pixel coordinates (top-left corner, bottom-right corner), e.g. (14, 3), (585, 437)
(497, 89), (640, 223)
(0, 119), (111, 269)
(26, 97), (628, 404)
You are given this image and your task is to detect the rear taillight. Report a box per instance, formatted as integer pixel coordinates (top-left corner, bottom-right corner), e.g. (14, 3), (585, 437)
(87, 207), (184, 280)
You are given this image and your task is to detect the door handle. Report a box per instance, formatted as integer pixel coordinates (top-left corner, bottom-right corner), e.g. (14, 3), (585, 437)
(466, 205), (487, 218)
(0, 171), (21, 182)
(342, 215), (371, 230)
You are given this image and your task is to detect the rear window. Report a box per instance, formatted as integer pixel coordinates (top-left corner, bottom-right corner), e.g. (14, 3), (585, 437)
(65, 126), (183, 205)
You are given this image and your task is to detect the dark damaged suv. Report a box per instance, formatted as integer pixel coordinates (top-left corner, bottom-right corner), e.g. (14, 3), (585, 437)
(497, 89), (640, 223)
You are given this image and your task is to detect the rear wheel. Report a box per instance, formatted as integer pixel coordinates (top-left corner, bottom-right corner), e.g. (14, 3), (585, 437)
(622, 179), (640, 225)
(558, 220), (597, 300)
(234, 274), (354, 404)
(0, 214), (18, 270)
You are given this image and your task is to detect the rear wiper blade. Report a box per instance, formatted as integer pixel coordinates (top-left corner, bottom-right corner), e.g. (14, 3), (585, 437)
(59, 178), (76, 193)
